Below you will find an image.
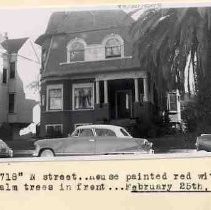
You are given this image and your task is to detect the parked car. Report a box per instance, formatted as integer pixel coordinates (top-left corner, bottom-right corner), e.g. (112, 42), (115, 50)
(0, 139), (13, 158)
(33, 125), (154, 157)
(195, 134), (211, 152)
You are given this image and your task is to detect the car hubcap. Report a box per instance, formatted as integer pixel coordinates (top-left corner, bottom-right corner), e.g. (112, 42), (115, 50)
(40, 150), (54, 157)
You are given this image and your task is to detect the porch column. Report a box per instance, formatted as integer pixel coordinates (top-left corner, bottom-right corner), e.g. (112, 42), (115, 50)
(134, 78), (139, 102)
(96, 81), (100, 104)
(104, 80), (108, 103)
(143, 77), (149, 102)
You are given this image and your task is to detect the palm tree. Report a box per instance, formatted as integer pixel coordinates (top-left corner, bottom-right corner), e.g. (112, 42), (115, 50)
(131, 6), (211, 132)
(132, 6), (211, 94)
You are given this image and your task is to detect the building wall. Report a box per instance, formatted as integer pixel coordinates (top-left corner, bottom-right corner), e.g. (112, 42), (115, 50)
(13, 39), (40, 124)
(0, 49), (8, 125)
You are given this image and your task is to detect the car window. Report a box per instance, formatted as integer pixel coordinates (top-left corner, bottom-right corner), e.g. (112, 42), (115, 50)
(95, 129), (116, 137)
(79, 129), (94, 137)
(120, 128), (130, 137)
(71, 129), (80, 137)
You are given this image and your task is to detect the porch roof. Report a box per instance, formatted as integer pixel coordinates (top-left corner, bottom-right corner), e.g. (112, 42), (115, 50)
(42, 56), (142, 79)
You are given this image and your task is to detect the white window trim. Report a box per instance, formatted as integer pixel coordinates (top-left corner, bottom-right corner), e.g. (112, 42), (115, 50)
(46, 84), (63, 112)
(45, 124), (63, 134)
(167, 91), (180, 114)
(72, 83), (95, 111)
(66, 37), (87, 63)
(102, 33), (124, 58)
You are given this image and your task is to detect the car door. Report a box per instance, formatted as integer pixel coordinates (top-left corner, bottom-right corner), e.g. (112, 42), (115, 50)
(62, 128), (96, 155)
(95, 128), (140, 155)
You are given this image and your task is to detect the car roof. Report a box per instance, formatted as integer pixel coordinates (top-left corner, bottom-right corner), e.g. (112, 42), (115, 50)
(76, 124), (124, 131)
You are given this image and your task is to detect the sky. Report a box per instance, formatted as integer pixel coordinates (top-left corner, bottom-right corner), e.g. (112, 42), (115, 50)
(0, 5), (122, 41)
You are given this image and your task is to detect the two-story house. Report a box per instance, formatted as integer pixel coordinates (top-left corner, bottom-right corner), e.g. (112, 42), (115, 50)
(36, 9), (164, 138)
(0, 35), (41, 140)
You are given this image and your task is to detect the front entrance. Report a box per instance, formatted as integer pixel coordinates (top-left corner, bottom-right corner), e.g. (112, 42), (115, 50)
(115, 90), (132, 119)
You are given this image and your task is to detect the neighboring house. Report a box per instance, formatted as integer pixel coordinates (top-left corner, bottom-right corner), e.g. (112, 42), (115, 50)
(0, 35), (41, 140)
(36, 9), (166, 138)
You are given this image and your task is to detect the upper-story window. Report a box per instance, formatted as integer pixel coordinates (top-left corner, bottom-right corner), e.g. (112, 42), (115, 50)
(67, 38), (86, 62)
(10, 62), (15, 79)
(103, 34), (124, 59)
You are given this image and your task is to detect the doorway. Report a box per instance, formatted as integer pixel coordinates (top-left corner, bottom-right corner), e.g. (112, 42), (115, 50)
(115, 90), (132, 119)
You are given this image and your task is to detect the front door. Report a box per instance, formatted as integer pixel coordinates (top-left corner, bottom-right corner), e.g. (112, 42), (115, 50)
(116, 90), (132, 119)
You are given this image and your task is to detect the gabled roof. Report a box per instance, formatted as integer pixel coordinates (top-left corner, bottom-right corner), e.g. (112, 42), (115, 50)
(36, 9), (134, 45)
(1, 37), (28, 54)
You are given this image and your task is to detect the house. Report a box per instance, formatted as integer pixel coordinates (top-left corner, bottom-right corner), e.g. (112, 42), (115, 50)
(0, 34), (41, 140)
(36, 9), (167, 138)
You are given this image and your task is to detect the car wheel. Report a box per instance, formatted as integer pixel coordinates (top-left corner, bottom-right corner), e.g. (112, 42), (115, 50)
(40, 149), (54, 157)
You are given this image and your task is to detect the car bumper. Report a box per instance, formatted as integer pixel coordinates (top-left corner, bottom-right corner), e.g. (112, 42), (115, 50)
(0, 149), (13, 158)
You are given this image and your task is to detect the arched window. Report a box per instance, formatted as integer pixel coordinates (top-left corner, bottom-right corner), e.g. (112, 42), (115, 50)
(67, 39), (86, 62)
(103, 34), (124, 59)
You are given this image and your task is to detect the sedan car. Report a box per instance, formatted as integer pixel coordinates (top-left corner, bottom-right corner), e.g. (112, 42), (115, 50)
(33, 125), (154, 157)
(0, 139), (13, 158)
(195, 134), (211, 152)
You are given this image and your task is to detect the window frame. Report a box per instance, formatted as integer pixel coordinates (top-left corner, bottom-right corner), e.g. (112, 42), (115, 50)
(46, 84), (63, 111)
(45, 124), (63, 137)
(102, 34), (124, 59)
(167, 92), (179, 113)
(72, 83), (94, 111)
(9, 62), (16, 79)
(2, 68), (7, 84)
(66, 38), (86, 63)
(8, 93), (15, 114)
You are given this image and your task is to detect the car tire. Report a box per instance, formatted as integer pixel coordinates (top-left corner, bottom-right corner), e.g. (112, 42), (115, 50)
(40, 149), (54, 157)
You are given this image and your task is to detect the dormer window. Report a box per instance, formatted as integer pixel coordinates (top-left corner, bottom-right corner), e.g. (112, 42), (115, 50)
(67, 38), (86, 62)
(103, 34), (124, 59)
(105, 38), (121, 58)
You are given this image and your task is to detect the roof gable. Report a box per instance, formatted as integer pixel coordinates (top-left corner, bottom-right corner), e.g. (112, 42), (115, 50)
(1, 37), (28, 54)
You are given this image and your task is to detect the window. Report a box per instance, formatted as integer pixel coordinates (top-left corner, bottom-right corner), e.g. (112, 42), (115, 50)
(120, 128), (130, 137)
(95, 129), (116, 137)
(47, 85), (63, 111)
(72, 83), (94, 110)
(168, 92), (178, 112)
(72, 128), (94, 137)
(46, 124), (63, 138)
(67, 39), (86, 62)
(105, 38), (122, 58)
(9, 93), (15, 113)
(2, 68), (7, 84)
(10, 62), (15, 79)
(79, 129), (94, 137)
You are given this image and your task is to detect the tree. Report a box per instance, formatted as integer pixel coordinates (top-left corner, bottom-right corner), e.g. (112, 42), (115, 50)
(132, 6), (211, 93)
(131, 6), (211, 133)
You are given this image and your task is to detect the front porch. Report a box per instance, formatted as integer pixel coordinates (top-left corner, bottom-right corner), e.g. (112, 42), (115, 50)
(94, 72), (152, 123)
